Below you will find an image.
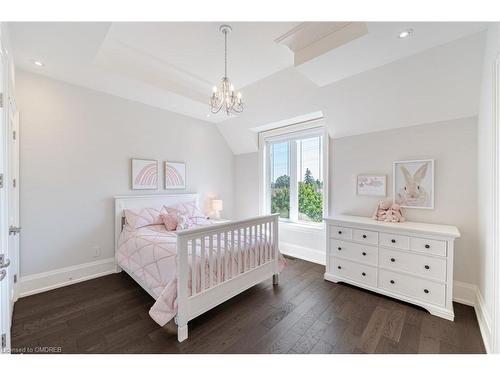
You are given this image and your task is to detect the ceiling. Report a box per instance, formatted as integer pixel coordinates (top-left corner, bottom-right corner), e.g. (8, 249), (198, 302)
(9, 22), (487, 123)
(9, 22), (489, 153)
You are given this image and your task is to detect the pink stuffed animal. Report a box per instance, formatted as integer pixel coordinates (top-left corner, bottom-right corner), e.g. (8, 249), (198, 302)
(372, 200), (392, 221)
(384, 203), (406, 223)
(372, 200), (405, 223)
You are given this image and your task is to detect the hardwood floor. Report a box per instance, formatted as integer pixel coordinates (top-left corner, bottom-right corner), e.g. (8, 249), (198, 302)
(11, 257), (486, 354)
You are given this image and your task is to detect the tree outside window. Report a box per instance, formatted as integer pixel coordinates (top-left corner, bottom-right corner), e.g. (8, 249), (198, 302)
(269, 135), (323, 223)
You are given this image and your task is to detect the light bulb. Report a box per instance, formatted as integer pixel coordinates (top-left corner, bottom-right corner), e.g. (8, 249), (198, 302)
(398, 29), (413, 39)
(213, 86), (218, 93)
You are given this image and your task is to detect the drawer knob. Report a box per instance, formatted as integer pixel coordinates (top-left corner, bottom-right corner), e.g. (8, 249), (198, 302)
(390, 258), (396, 262)
(362, 272), (366, 276)
(337, 247), (342, 251)
(362, 252), (367, 256)
(338, 231), (342, 235)
(424, 289), (429, 294)
(362, 234), (367, 239)
(337, 266), (342, 270)
(390, 280), (395, 284)
(425, 244), (430, 249)
(391, 239), (396, 243)
(424, 265), (430, 270)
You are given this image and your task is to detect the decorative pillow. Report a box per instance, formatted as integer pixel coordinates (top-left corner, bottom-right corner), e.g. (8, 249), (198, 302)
(160, 213), (178, 231)
(164, 201), (211, 226)
(124, 207), (168, 229)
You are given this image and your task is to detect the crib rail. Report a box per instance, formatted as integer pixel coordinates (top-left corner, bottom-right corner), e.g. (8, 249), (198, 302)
(176, 214), (279, 297)
(175, 214), (279, 341)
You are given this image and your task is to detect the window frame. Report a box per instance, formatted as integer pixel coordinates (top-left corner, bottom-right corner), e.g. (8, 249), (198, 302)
(258, 119), (329, 227)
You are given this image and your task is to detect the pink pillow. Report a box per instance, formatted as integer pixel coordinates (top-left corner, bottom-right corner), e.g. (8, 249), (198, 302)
(164, 201), (211, 226)
(124, 207), (168, 229)
(160, 213), (178, 231)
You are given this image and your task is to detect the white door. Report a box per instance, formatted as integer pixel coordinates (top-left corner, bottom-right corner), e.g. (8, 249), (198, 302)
(0, 39), (12, 354)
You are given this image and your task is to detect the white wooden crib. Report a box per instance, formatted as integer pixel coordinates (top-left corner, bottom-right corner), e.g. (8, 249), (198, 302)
(114, 194), (280, 342)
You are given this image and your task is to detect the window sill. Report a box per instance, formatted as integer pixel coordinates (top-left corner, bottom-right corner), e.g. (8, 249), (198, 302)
(278, 220), (325, 235)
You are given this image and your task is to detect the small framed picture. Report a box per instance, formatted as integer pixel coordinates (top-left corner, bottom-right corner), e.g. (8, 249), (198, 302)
(165, 161), (186, 189)
(131, 159), (158, 190)
(393, 159), (434, 209)
(357, 175), (387, 197)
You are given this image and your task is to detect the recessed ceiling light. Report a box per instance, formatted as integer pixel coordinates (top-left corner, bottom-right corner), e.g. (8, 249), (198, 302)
(31, 59), (44, 67)
(398, 29), (413, 39)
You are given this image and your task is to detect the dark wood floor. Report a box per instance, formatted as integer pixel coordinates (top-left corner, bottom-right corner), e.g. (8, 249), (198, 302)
(11, 257), (486, 354)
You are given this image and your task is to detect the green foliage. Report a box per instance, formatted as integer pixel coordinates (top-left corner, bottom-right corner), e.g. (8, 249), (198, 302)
(271, 170), (323, 222)
(298, 182), (323, 222)
(274, 175), (290, 189)
(304, 168), (315, 185)
(271, 179), (290, 218)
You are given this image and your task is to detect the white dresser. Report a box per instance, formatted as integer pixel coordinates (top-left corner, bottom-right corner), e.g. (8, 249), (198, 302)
(324, 215), (460, 320)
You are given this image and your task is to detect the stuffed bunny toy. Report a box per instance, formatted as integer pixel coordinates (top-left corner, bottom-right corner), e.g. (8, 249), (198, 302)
(384, 203), (406, 223)
(372, 200), (392, 221)
(372, 200), (406, 223)
(176, 213), (190, 230)
(398, 164), (429, 207)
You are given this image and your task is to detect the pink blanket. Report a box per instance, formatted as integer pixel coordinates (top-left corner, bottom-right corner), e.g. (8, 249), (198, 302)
(116, 223), (284, 326)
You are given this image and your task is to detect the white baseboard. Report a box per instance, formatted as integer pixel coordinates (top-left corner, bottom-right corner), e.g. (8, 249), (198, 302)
(475, 287), (492, 353)
(453, 280), (477, 306)
(452, 280), (492, 353)
(280, 241), (325, 265)
(18, 257), (117, 298)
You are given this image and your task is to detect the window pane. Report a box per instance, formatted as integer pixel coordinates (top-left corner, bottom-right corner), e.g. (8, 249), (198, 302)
(297, 136), (323, 222)
(270, 141), (290, 219)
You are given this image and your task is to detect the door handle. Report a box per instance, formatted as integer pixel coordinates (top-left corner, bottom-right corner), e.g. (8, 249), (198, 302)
(9, 226), (21, 235)
(0, 255), (10, 269)
(0, 270), (6, 282)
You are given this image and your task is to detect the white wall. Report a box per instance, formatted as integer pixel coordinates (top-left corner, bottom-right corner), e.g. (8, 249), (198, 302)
(17, 69), (234, 277)
(233, 153), (260, 219)
(235, 118), (479, 280)
(331, 117), (478, 286)
(476, 24), (500, 352)
(218, 32), (485, 154)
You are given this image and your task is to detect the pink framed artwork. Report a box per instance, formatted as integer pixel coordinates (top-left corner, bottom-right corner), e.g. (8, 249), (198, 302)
(131, 159), (158, 190)
(165, 161), (186, 189)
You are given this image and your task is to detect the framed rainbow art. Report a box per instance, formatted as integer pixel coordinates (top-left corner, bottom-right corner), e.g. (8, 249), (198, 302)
(164, 161), (186, 189)
(131, 159), (158, 190)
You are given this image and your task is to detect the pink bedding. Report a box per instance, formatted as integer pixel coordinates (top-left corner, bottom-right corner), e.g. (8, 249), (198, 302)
(116, 223), (285, 326)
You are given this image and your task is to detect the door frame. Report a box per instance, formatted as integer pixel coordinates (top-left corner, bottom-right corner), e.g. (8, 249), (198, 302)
(493, 52), (500, 354)
(0, 28), (10, 354)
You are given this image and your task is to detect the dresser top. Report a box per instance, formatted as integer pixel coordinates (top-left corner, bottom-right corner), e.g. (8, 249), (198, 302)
(325, 215), (461, 238)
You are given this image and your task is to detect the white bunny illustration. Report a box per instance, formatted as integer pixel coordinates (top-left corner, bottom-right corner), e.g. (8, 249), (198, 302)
(397, 163), (429, 206)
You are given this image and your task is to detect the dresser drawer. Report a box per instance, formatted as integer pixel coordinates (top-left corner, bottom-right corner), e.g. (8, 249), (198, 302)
(330, 239), (378, 265)
(410, 237), (447, 257)
(331, 257), (377, 287)
(379, 269), (446, 307)
(379, 248), (446, 282)
(330, 226), (352, 240)
(379, 232), (410, 250)
(353, 229), (379, 245)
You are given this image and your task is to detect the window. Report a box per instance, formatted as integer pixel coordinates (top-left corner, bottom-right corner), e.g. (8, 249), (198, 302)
(261, 122), (327, 225)
(297, 136), (323, 222)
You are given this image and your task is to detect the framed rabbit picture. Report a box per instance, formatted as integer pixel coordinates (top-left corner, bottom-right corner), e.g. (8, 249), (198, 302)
(393, 159), (434, 209)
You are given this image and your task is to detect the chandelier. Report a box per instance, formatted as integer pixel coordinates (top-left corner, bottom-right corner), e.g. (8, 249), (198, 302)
(209, 25), (244, 115)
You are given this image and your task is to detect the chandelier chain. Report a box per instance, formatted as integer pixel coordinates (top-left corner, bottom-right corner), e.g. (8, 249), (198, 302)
(224, 29), (227, 78)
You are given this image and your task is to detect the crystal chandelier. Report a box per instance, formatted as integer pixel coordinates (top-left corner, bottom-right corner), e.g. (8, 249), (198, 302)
(209, 25), (244, 115)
